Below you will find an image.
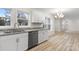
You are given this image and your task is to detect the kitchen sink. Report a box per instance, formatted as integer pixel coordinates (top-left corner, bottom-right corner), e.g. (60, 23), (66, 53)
(4, 29), (25, 34)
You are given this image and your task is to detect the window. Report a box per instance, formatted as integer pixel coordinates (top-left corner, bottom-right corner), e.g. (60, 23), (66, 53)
(17, 11), (29, 26)
(0, 8), (11, 26)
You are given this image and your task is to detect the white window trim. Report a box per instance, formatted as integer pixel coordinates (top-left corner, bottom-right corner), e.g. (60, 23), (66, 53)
(0, 8), (32, 30)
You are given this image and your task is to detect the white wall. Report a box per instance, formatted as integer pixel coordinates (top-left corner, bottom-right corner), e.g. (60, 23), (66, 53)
(66, 19), (79, 32)
(60, 18), (79, 32)
(51, 18), (79, 33)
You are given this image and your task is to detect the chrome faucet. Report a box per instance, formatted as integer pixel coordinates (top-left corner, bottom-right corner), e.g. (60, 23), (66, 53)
(14, 23), (19, 29)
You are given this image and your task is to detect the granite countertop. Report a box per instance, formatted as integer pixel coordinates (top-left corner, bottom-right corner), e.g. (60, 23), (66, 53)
(0, 28), (48, 36)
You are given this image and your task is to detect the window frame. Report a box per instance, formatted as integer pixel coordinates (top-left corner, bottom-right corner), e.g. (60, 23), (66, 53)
(17, 10), (31, 27)
(0, 8), (12, 30)
(0, 8), (11, 26)
(0, 9), (31, 30)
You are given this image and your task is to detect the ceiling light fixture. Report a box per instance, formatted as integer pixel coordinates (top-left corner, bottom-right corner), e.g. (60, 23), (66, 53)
(54, 8), (64, 19)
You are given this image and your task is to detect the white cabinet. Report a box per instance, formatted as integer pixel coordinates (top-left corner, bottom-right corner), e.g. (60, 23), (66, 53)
(38, 30), (44, 43)
(17, 33), (28, 51)
(31, 11), (43, 23)
(38, 30), (49, 44)
(0, 33), (28, 51)
(43, 30), (49, 42)
(0, 35), (17, 51)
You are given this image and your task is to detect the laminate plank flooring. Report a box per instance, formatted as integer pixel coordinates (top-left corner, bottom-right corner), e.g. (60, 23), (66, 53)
(29, 32), (79, 51)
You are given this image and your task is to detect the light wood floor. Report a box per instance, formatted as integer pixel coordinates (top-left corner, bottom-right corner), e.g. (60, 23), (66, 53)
(29, 32), (79, 51)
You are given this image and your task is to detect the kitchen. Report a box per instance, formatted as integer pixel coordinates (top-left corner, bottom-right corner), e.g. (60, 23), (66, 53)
(1, 8), (79, 51)
(0, 8), (52, 51)
(0, 0), (78, 59)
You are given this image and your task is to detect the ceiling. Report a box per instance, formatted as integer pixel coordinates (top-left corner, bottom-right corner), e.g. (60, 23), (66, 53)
(32, 8), (79, 20)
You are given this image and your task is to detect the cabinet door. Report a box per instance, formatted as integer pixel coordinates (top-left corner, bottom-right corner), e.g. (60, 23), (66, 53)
(43, 30), (49, 41)
(38, 30), (49, 44)
(0, 35), (17, 51)
(38, 31), (44, 43)
(17, 33), (28, 51)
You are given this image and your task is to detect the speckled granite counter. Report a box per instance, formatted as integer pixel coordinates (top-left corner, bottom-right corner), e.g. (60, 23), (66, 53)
(0, 28), (48, 36)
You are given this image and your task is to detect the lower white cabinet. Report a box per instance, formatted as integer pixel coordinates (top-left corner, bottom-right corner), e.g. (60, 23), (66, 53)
(0, 33), (28, 51)
(38, 30), (49, 44)
(38, 30), (44, 43)
(16, 33), (28, 51)
(0, 30), (49, 51)
(0, 35), (17, 51)
(43, 30), (49, 41)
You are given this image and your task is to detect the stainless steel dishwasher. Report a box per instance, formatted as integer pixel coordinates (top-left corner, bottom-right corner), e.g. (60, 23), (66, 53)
(28, 31), (38, 49)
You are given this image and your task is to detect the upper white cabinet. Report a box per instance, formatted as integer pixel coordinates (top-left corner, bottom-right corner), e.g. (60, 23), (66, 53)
(31, 10), (43, 23)
(31, 10), (45, 27)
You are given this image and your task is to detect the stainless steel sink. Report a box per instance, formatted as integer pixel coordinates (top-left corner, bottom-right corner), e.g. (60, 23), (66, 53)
(4, 29), (25, 34)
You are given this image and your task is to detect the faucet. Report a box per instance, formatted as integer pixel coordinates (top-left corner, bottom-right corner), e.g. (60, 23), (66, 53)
(14, 23), (19, 29)
(14, 23), (25, 32)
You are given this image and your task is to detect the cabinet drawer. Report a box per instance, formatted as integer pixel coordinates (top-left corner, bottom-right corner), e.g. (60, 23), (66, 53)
(16, 33), (28, 38)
